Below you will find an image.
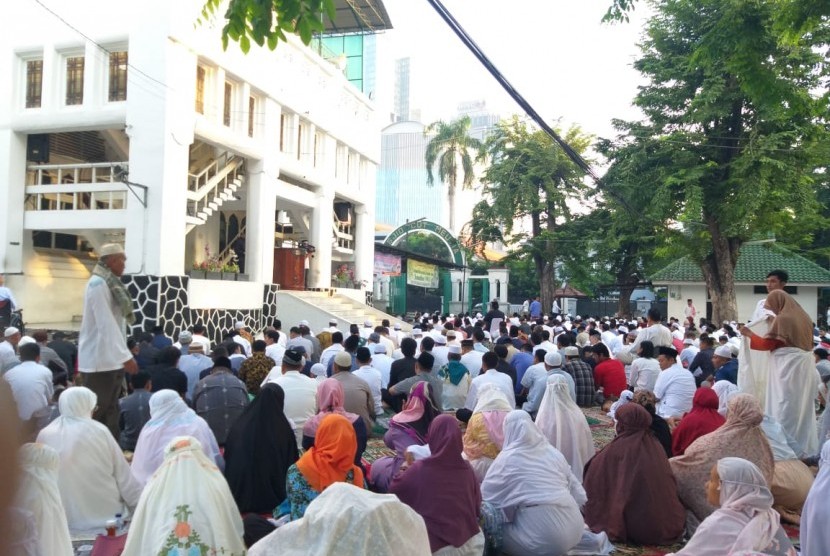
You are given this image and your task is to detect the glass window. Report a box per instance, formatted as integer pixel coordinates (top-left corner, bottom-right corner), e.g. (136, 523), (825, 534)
(66, 56), (85, 105)
(223, 82), (232, 127)
(297, 123), (303, 160)
(195, 66), (205, 114)
(343, 35), (363, 57)
(279, 114), (285, 151)
(108, 51), (128, 102)
(26, 59), (43, 108)
(248, 96), (255, 137)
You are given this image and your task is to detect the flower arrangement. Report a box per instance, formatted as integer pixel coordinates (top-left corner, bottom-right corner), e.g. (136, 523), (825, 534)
(332, 263), (355, 283)
(193, 245), (224, 272)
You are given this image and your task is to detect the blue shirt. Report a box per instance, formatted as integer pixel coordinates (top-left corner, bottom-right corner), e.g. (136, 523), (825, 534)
(529, 300), (542, 318)
(510, 352), (534, 395)
(714, 358), (738, 384)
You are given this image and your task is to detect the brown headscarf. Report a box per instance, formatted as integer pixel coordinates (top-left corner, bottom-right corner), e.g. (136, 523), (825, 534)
(583, 404), (685, 545)
(669, 393), (775, 528)
(765, 290), (814, 351)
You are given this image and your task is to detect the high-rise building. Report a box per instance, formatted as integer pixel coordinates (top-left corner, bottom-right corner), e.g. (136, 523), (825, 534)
(393, 57), (411, 122)
(456, 100), (501, 141)
(375, 121), (445, 229)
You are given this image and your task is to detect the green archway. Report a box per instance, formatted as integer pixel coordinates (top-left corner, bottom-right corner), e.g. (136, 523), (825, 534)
(383, 220), (467, 267)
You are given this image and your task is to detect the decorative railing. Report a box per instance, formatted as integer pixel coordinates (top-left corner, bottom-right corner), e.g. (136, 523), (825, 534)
(333, 213), (354, 251)
(186, 156), (244, 218)
(25, 162), (129, 211)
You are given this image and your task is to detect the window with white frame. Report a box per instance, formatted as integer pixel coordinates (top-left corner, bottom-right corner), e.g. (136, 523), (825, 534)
(25, 58), (43, 108)
(223, 81), (233, 127)
(65, 55), (85, 105)
(108, 51), (128, 102)
(195, 66), (206, 114)
(248, 95), (256, 137)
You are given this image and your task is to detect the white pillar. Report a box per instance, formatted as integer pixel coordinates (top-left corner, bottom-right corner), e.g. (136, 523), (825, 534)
(0, 130), (27, 274)
(488, 268), (510, 304)
(309, 189), (333, 288)
(353, 203), (374, 289)
(125, 39), (194, 276)
(245, 97), (280, 283)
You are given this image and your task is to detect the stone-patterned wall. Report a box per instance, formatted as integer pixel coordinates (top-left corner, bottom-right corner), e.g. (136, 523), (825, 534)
(123, 275), (280, 346)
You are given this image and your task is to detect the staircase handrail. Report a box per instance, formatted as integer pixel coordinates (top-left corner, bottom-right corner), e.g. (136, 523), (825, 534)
(218, 224), (247, 266)
(187, 158), (244, 217)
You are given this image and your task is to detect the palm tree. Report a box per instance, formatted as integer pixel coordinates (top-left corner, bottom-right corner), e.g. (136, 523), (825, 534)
(424, 116), (483, 234)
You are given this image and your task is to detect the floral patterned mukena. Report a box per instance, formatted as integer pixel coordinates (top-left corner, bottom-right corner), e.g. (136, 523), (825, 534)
(158, 504), (244, 556)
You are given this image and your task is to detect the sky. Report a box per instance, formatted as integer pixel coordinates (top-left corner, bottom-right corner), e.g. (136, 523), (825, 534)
(373, 0), (653, 144)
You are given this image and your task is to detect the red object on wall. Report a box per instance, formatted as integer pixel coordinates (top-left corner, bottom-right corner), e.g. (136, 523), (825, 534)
(273, 248), (305, 290)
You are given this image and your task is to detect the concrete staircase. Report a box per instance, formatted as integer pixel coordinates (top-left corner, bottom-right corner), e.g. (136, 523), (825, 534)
(274, 290), (411, 333)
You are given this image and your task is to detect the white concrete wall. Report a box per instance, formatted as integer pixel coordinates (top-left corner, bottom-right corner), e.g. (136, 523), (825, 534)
(663, 283), (819, 323)
(187, 278), (262, 309)
(8, 241), (95, 327)
(665, 284), (708, 322)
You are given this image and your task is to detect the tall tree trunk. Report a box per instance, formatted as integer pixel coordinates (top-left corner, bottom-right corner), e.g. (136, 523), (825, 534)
(616, 252), (639, 318)
(700, 221), (741, 323)
(448, 177), (456, 234)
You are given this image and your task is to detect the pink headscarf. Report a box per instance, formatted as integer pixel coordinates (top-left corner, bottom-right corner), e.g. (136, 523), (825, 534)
(302, 378), (359, 438)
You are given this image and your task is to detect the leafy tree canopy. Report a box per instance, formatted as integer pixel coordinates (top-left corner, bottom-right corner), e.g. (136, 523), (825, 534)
(200, 0), (335, 52)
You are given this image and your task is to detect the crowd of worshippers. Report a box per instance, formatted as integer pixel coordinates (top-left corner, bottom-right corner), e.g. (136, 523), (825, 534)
(4, 278), (830, 554)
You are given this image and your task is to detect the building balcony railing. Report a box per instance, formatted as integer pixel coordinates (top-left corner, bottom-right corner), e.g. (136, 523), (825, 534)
(25, 162), (130, 211)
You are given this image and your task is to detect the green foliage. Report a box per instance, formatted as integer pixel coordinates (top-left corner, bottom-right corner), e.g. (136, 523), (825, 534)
(468, 117), (593, 303)
(601, 0), (829, 320)
(199, 0), (336, 52)
(400, 232), (453, 263)
(424, 116), (484, 232)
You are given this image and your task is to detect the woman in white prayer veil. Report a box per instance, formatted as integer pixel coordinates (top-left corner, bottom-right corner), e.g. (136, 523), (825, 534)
(800, 439), (830, 555)
(712, 380), (739, 417)
(668, 457), (796, 556)
(248, 482), (431, 556)
(123, 436), (245, 556)
(14, 443), (72, 556)
(36, 386), (142, 535)
(535, 374), (595, 482)
(131, 389), (222, 486)
(462, 383), (512, 482)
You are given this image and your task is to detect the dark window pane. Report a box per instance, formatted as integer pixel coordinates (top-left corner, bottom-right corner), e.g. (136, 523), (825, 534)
(66, 56), (84, 105)
(195, 66), (205, 114)
(223, 82), (232, 126)
(26, 60), (43, 108)
(108, 51), (128, 102)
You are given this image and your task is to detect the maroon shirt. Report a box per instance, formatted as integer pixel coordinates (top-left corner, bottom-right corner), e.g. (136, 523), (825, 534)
(593, 359), (627, 398)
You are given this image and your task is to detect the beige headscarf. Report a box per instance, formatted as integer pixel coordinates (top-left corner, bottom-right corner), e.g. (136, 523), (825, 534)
(764, 290), (813, 351)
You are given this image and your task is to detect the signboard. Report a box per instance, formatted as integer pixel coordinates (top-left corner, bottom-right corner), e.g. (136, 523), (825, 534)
(383, 220), (466, 266)
(374, 252), (402, 276)
(407, 260), (439, 288)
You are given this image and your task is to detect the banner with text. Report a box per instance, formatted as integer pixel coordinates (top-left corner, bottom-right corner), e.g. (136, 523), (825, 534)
(407, 260), (439, 288)
(374, 253), (402, 276)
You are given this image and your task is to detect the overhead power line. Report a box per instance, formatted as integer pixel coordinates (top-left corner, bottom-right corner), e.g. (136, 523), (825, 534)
(423, 0), (636, 213)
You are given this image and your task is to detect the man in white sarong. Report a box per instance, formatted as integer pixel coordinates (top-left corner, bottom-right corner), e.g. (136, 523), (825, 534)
(739, 270), (788, 412)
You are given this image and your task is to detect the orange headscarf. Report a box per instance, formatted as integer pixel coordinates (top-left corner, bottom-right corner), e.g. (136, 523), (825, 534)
(764, 289), (814, 351)
(295, 414), (364, 493)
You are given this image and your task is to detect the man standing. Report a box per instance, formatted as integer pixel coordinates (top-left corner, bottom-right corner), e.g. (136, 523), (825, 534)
(740, 270), (789, 410)
(529, 296), (542, 320)
(78, 243), (137, 438)
(683, 299), (697, 327)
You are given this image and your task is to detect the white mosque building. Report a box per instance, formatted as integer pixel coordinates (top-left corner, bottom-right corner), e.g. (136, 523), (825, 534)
(0, 0), (398, 339)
